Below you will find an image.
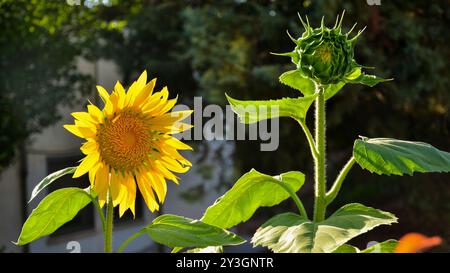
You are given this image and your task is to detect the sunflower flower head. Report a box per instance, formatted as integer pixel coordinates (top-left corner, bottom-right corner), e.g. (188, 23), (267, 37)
(279, 11), (366, 85)
(64, 70), (193, 217)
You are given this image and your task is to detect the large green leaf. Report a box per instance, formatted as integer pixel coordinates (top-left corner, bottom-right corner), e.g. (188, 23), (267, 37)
(17, 187), (92, 245)
(252, 203), (397, 253)
(353, 137), (450, 176)
(279, 70), (316, 96)
(143, 214), (245, 248)
(29, 167), (76, 203)
(202, 169), (305, 229)
(226, 93), (317, 123)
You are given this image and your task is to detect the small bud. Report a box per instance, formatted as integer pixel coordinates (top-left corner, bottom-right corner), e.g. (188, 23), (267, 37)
(279, 12), (369, 85)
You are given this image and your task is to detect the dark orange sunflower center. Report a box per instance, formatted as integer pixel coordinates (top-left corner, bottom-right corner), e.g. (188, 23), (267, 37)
(97, 109), (154, 172)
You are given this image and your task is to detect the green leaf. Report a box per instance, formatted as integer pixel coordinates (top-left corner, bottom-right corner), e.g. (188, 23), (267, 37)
(17, 188), (91, 245)
(225, 93), (317, 123)
(252, 203), (397, 253)
(202, 169), (305, 229)
(361, 239), (398, 253)
(29, 167), (76, 203)
(279, 70), (316, 96)
(353, 137), (450, 176)
(143, 214), (245, 248)
(333, 244), (360, 253)
(346, 73), (392, 87)
(324, 82), (346, 100)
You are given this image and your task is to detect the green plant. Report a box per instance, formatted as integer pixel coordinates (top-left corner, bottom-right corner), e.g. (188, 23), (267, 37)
(198, 12), (450, 253)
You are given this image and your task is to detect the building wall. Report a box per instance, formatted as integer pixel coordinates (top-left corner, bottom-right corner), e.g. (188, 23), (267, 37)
(0, 162), (23, 253)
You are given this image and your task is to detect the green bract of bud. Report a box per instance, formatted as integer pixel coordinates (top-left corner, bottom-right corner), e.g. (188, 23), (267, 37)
(280, 12), (366, 85)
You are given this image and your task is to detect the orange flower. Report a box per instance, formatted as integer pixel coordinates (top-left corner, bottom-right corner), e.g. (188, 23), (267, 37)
(394, 233), (442, 253)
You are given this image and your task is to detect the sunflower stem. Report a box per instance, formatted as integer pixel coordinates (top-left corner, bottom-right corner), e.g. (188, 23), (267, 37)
(91, 196), (106, 233)
(104, 191), (114, 253)
(313, 85), (327, 222)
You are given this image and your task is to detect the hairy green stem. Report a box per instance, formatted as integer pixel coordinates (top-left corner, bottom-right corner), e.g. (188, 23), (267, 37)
(313, 86), (327, 222)
(271, 180), (308, 219)
(117, 229), (146, 253)
(91, 196), (106, 233)
(298, 120), (319, 160)
(104, 191), (114, 253)
(326, 156), (356, 205)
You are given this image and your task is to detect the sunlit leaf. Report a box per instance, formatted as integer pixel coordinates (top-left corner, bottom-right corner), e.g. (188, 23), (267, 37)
(252, 203), (397, 253)
(143, 214), (245, 248)
(279, 70), (316, 96)
(202, 169), (305, 229)
(226, 93), (317, 123)
(353, 137), (450, 176)
(17, 188), (91, 245)
(29, 167), (76, 203)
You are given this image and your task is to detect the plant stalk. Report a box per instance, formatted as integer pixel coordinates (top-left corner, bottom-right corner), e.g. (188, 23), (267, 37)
(104, 191), (114, 253)
(117, 229), (146, 253)
(313, 86), (327, 222)
(298, 120), (319, 160)
(326, 156), (356, 205)
(271, 180), (308, 219)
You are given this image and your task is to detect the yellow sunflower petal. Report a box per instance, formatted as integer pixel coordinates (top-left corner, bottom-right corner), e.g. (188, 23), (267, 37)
(115, 81), (127, 109)
(88, 162), (101, 187)
(161, 156), (190, 173)
(153, 97), (178, 116)
(64, 125), (86, 139)
(154, 161), (179, 183)
(110, 172), (126, 207)
(133, 78), (156, 108)
(142, 87), (169, 114)
(165, 136), (193, 150)
(73, 152), (100, 178)
(137, 174), (159, 212)
(136, 70), (147, 90)
(96, 85), (110, 103)
(94, 164), (109, 208)
(80, 140), (98, 155)
(149, 172), (167, 203)
(87, 104), (104, 123)
(120, 176), (136, 217)
(72, 112), (97, 125)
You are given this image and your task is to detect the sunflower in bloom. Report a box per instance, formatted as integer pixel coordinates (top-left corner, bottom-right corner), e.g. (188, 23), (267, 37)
(64, 71), (193, 216)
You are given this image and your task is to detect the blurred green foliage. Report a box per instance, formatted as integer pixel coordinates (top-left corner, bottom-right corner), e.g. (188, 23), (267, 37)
(0, 0), (95, 170)
(0, 0), (448, 249)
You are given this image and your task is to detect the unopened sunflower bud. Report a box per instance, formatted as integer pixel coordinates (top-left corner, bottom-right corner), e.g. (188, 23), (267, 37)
(279, 11), (367, 85)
